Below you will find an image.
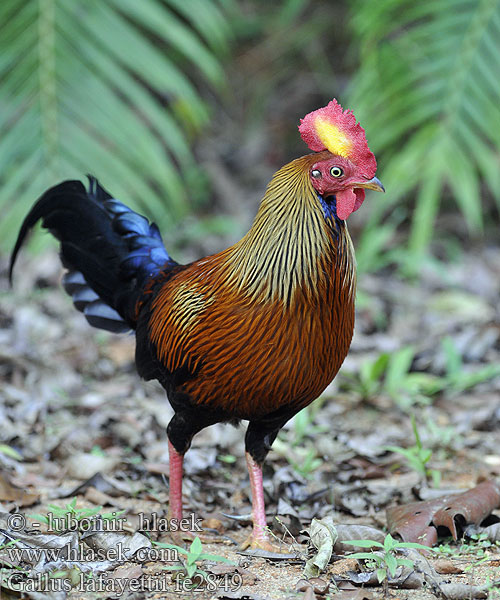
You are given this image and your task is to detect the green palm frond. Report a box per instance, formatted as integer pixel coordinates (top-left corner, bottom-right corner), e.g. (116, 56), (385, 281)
(0, 0), (232, 250)
(348, 0), (500, 258)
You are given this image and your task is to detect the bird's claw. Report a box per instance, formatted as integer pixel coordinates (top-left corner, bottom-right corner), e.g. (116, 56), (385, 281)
(240, 531), (288, 553)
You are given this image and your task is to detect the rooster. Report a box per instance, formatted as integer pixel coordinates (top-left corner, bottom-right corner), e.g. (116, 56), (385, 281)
(10, 99), (384, 550)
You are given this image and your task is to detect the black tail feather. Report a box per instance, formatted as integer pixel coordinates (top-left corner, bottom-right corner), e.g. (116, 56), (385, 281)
(10, 177), (177, 332)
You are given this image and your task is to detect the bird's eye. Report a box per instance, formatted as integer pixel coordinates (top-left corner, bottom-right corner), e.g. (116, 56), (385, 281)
(311, 169), (322, 179)
(330, 166), (344, 178)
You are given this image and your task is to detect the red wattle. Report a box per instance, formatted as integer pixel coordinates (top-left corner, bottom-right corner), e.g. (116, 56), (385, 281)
(336, 189), (357, 220)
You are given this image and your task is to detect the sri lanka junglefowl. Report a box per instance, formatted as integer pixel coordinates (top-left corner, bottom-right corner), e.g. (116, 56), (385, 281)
(10, 99), (384, 550)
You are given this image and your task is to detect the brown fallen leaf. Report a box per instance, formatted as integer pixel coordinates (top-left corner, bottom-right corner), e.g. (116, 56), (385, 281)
(302, 587), (317, 600)
(66, 471), (133, 498)
(205, 563), (236, 576)
(335, 581), (375, 599)
(387, 480), (500, 544)
(143, 461), (170, 475)
(329, 557), (359, 576)
(439, 583), (488, 599)
(84, 486), (119, 507)
(204, 517), (225, 533)
(432, 558), (463, 574)
(333, 524), (385, 553)
(295, 577), (329, 595)
(0, 473), (39, 506)
(105, 337), (135, 366)
(344, 561), (423, 590)
(84, 530), (151, 560)
(109, 563), (143, 581)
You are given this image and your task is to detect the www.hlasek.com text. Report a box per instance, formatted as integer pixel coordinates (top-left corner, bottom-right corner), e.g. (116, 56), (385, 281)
(7, 542), (178, 565)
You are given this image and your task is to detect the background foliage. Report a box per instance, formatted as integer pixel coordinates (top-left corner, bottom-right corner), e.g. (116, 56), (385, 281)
(1, 0), (499, 269)
(0, 0), (231, 248)
(349, 0), (500, 271)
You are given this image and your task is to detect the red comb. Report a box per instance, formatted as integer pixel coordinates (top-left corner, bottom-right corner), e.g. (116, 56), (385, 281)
(299, 99), (376, 177)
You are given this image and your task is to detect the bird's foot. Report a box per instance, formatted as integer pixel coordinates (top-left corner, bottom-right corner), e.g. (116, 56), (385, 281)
(240, 529), (288, 553)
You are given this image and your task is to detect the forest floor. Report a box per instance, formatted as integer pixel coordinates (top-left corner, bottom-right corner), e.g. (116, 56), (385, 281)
(1, 243), (500, 600)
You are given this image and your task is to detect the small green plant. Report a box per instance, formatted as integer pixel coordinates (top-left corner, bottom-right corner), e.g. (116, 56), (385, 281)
(343, 351), (390, 400)
(344, 533), (429, 584)
(47, 567), (82, 587)
(342, 346), (439, 409)
(386, 415), (441, 487)
(218, 454), (237, 464)
(436, 532), (500, 561)
(0, 538), (23, 571)
(90, 445), (107, 457)
(274, 398), (327, 478)
(30, 497), (124, 532)
(440, 337), (500, 393)
(287, 446), (323, 479)
(421, 417), (462, 454)
(290, 400), (329, 447)
(483, 575), (500, 598)
(273, 436), (324, 479)
(0, 445), (22, 460)
(156, 536), (234, 585)
(343, 337), (500, 411)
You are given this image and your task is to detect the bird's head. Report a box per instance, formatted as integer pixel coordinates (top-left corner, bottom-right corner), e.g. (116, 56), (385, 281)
(299, 99), (384, 220)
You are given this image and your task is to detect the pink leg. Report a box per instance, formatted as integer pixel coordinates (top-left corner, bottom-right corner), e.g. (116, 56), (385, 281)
(168, 439), (184, 521)
(244, 452), (272, 547)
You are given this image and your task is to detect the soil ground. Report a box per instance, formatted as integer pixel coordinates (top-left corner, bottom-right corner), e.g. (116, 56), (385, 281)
(1, 242), (500, 600)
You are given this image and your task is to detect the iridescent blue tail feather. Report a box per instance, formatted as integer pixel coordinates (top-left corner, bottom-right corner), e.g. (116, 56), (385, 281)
(9, 176), (177, 332)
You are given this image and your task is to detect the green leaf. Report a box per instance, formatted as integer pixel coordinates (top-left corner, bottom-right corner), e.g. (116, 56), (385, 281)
(189, 536), (203, 560)
(397, 558), (416, 568)
(0, 0), (233, 251)
(348, 552), (383, 561)
(350, 0), (500, 261)
(186, 564), (197, 578)
(384, 551), (398, 577)
(396, 542), (431, 550)
(198, 553), (235, 564)
(344, 539), (384, 549)
(0, 445), (22, 460)
(385, 347), (415, 397)
(383, 533), (396, 551)
(29, 514), (49, 525)
(342, 540), (384, 548)
(102, 510), (126, 521)
(153, 541), (188, 556)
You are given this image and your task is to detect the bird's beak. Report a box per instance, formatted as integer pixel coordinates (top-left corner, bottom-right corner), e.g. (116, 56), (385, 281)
(353, 176), (385, 193)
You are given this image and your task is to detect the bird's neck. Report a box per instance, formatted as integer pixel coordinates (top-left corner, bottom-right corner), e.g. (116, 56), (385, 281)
(224, 155), (356, 305)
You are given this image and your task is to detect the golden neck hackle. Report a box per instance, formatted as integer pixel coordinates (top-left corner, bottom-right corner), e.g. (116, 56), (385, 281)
(220, 154), (356, 305)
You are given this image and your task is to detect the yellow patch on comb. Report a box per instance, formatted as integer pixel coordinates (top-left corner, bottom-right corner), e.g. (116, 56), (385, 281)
(314, 116), (353, 159)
